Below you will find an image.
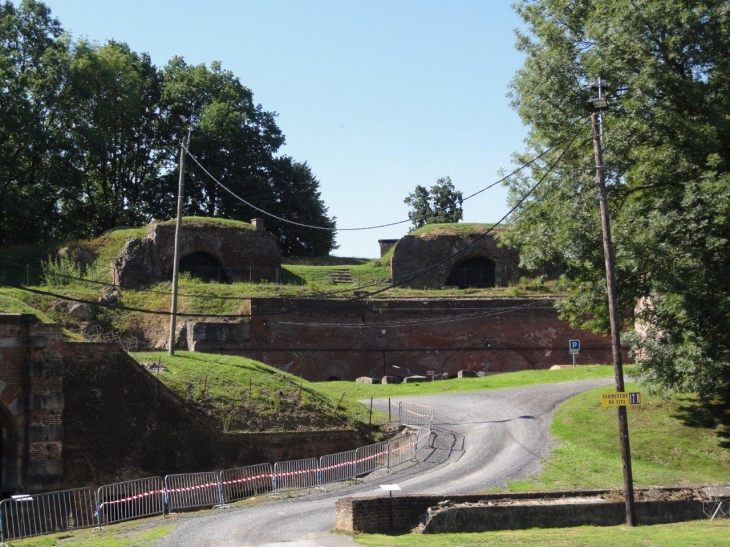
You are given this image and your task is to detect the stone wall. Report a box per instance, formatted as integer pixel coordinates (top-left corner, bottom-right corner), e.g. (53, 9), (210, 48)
(189, 297), (621, 381)
(61, 342), (362, 488)
(112, 219), (281, 287)
(0, 314), (65, 492)
(335, 490), (707, 533)
(390, 226), (524, 289)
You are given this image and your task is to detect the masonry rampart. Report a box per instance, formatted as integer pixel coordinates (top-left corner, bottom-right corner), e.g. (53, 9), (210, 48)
(188, 297), (622, 381)
(112, 219), (281, 287)
(61, 343), (362, 488)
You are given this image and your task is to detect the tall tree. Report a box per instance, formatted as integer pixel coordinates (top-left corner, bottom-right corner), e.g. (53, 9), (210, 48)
(503, 0), (730, 403)
(0, 0), (70, 244)
(404, 176), (463, 230)
(61, 39), (168, 238)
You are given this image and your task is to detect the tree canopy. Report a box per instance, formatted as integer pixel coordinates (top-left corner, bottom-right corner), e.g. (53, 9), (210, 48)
(0, 0), (336, 256)
(404, 176), (463, 230)
(503, 0), (730, 404)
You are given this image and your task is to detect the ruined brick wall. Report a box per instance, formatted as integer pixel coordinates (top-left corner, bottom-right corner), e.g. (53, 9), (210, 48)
(391, 227), (524, 289)
(61, 343), (361, 488)
(0, 314), (65, 492)
(191, 297), (622, 381)
(112, 219), (281, 287)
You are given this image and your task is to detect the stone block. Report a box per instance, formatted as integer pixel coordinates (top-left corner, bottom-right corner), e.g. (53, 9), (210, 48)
(457, 370), (477, 378)
(404, 375), (427, 383)
(355, 377), (376, 384)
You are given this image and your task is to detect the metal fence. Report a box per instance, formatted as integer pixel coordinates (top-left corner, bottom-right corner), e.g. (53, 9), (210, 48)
(0, 487), (96, 543)
(318, 450), (356, 486)
(220, 463), (274, 503)
(96, 477), (165, 526)
(0, 401), (432, 543)
(165, 472), (223, 512)
(387, 433), (417, 467)
(355, 441), (389, 477)
(272, 459), (319, 495)
(399, 402), (433, 428)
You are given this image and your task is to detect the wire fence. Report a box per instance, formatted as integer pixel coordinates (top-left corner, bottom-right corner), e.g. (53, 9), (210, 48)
(0, 401), (432, 544)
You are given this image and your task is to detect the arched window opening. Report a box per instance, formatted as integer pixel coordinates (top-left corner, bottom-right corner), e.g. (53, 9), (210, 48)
(179, 252), (228, 283)
(445, 256), (496, 289)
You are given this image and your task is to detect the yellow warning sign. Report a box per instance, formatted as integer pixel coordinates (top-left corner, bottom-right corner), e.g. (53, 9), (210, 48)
(601, 392), (641, 407)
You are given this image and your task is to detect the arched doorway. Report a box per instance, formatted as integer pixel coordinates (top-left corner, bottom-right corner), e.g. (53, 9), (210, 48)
(445, 256), (496, 288)
(0, 406), (17, 495)
(179, 252), (228, 283)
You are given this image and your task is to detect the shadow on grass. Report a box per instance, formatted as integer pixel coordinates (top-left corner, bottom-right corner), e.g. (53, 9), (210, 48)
(672, 396), (730, 449)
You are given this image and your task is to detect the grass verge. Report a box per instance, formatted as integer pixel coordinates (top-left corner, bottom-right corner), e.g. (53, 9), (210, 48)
(354, 520), (730, 547)
(505, 383), (730, 491)
(315, 365), (614, 401)
(4, 520), (173, 547)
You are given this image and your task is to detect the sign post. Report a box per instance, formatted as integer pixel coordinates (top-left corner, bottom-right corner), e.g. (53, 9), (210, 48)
(601, 392), (642, 407)
(569, 339), (580, 367)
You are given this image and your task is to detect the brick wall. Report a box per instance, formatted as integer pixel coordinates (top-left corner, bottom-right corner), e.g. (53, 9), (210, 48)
(191, 297), (623, 381)
(0, 314), (65, 492)
(61, 342), (362, 488)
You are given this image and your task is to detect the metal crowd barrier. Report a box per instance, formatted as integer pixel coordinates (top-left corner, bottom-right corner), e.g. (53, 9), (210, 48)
(0, 487), (96, 543)
(164, 472), (223, 512)
(354, 441), (389, 477)
(272, 458), (319, 494)
(318, 450), (356, 487)
(220, 463), (274, 503)
(388, 433), (417, 468)
(399, 402), (433, 428)
(96, 477), (165, 526)
(0, 402), (433, 543)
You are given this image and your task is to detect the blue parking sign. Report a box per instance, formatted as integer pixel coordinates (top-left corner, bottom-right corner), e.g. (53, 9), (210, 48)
(569, 340), (580, 351)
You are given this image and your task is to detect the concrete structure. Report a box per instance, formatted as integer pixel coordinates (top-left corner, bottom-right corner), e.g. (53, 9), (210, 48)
(112, 218), (281, 287)
(377, 239), (399, 257)
(186, 297), (620, 381)
(390, 224), (523, 289)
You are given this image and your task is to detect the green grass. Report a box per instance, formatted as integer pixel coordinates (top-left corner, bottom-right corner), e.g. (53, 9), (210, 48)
(130, 351), (388, 434)
(354, 520), (730, 547)
(505, 384), (730, 492)
(4, 521), (173, 547)
(411, 222), (500, 238)
(315, 366), (614, 401)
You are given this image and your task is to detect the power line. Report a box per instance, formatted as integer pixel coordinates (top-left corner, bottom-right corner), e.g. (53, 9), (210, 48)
(184, 136), (569, 232)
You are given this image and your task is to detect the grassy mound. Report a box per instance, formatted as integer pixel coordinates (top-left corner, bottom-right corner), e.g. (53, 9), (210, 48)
(131, 351), (387, 437)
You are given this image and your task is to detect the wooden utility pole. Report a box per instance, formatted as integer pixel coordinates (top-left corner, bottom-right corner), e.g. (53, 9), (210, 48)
(168, 124), (192, 356)
(591, 110), (636, 526)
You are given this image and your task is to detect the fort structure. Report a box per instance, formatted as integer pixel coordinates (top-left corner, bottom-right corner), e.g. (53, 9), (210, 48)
(112, 217), (281, 287)
(390, 224), (524, 289)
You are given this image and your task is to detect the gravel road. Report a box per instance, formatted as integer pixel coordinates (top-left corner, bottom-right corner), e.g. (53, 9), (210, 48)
(158, 378), (611, 546)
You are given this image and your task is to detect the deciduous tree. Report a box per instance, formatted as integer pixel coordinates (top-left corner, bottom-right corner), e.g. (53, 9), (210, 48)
(503, 0), (730, 404)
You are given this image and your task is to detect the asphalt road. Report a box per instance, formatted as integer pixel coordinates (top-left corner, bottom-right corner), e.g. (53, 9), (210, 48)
(158, 378), (611, 546)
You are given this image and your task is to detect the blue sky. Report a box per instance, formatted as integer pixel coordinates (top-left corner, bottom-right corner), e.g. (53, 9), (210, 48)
(45, 0), (529, 257)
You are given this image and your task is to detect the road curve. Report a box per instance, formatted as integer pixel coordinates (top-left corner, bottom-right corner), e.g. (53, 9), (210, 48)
(158, 378), (610, 546)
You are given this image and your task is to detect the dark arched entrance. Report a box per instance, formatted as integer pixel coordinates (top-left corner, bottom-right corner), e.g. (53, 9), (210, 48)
(0, 406), (17, 494)
(179, 252), (228, 283)
(445, 256), (496, 288)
